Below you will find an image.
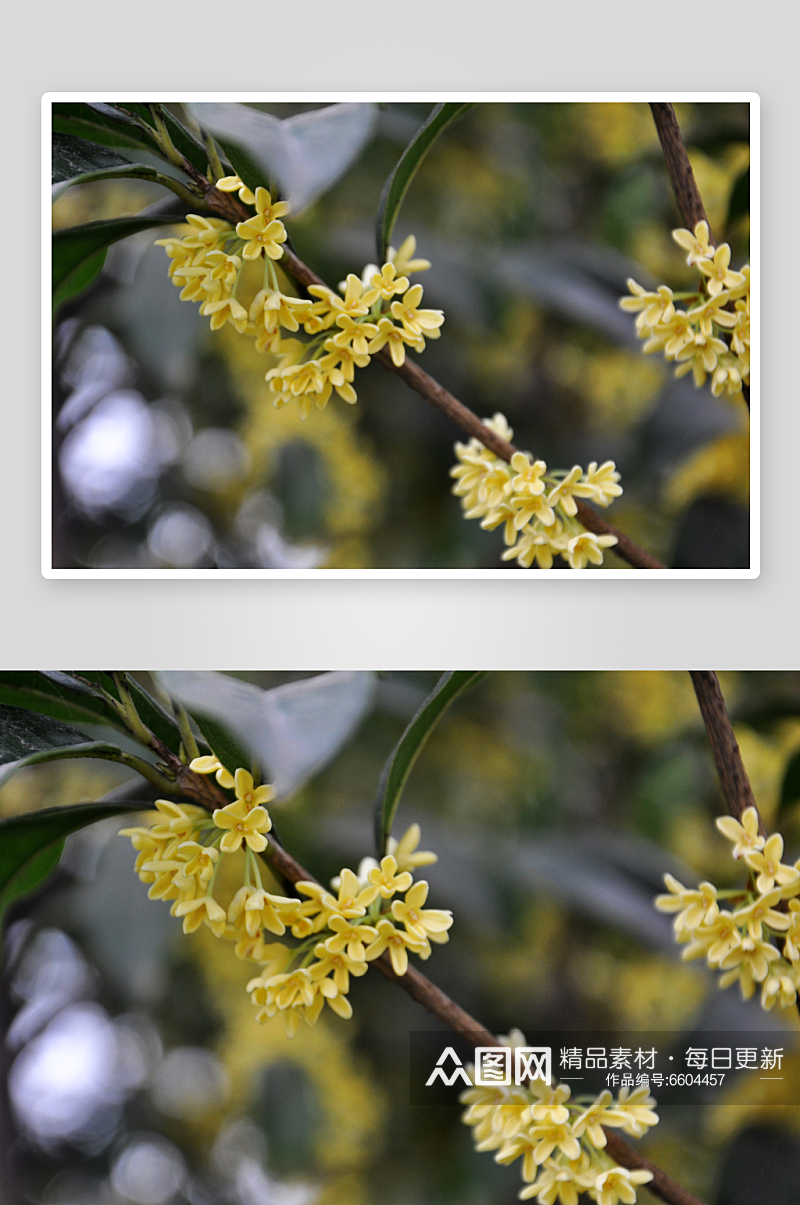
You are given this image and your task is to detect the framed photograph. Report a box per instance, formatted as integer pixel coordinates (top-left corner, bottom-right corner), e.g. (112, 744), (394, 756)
(45, 94), (757, 577)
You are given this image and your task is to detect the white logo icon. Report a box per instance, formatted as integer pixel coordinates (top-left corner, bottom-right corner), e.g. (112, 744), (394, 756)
(473, 1046), (552, 1087)
(425, 1046), (472, 1086)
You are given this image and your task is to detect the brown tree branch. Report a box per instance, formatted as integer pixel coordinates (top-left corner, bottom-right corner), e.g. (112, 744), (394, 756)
(689, 670), (765, 834)
(649, 104), (712, 239)
(278, 245), (665, 571)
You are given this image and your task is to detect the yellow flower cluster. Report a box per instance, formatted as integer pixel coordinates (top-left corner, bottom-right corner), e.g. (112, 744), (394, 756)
(620, 221), (750, 399)
(121, 764), (451, 1038)
(451, 414), (622, 569)
(156, 178), (443, 420)
(655, 806), (800, 1010)
(461, 1031), (656, 1205)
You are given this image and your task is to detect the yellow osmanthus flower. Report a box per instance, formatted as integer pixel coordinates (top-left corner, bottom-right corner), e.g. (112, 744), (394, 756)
(189, 754), (235, 790)
(157, 174), (443, 420)
(594, 1168), (656, 1205)
(451, 413), (621, 570)
(461, 1033), (658, 1203)
(655, 805), (800, 1012)
(123, 803), (451, 1036)
(390, 880), (453, 943)
(364, 917), (430, 976)
(212, 799), (272, 852)
(388, 822), (438, 872)
(621, 220), (750, 400)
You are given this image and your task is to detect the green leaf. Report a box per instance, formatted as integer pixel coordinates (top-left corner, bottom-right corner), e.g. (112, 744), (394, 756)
(123, 103), (210, 175)
(189, 102), (377, 213)
(53, 214), (181, 312)
(53, 246), (108, 312)
(189, 714), (252, 782)
(52, 102), (158, 154)
(210, 135), (269, 198)
(376, 103), (471, 262)
(373, 671), (485, 856)
(0, 740), (130, 793)
(0, 704), (92, 766)
(726, 165), (750, 229)
(0, 673), (189, 757)
(51, 102), (208, 174)
(52, 132), (132, 184)
(0, 840), (65, 920)
(52, 162), (174, 203)
(0, 799), (148, 923)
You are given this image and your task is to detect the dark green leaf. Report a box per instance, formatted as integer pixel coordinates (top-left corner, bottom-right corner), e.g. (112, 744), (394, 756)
(53, 163), (172, 203)
(374, 671), (485, 856)
(780, 750), (800, 814)
(52, 247), (108, 312)
(376, 103), (471, 261)
(0, 704), (92, 766)
(52, 132), (131, 184)
(79, 673), (197, 757)
(53, 214), (180, 310)
(190, 715), (252, 782)
(726, 166), (750, 229)
(51, 102), (209, 175)
(0, 741), (129, 792)
(0, 672), (131, 737)
(123, 102), (210, 174)
(0, 800), (149, 924)
(189, 102), (377, 212)
(52, 102), (158, 154)
(0, 673), (190, 757)
(210, 135), (268, 198)
(0, 840), (65, 920)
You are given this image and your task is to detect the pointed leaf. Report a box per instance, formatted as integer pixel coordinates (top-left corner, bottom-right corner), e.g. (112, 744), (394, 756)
(53, 214), (183, 304)
(53, 246), (108, 312)
(0, 741), (129, 792)
(52, 102), (158, 154)
(52, 162), (172, 203)
(159, 671), (376, 799)
(0, 840), (66, 919)
(0, 704), (92, 766)
(0, 673), (187, 755)
(376, 103), (471, 261)
(0, 800), (149, 924)
(190, 102), (377, 213)
(374, 671), (485, 856)
(52, 132), (132, 184)
(51, 102), (208, 174)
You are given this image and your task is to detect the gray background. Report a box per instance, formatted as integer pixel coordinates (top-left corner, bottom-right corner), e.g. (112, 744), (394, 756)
(6, 1), (790, 669)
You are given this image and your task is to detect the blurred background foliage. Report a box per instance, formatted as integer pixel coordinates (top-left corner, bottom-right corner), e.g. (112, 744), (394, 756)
(51, 101), (750, 569)
(4, 670), (800, 1205)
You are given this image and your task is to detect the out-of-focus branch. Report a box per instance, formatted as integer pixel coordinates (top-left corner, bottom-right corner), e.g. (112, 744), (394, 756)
(649, 104), (712, 238)
(690, 670), (765, 835)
